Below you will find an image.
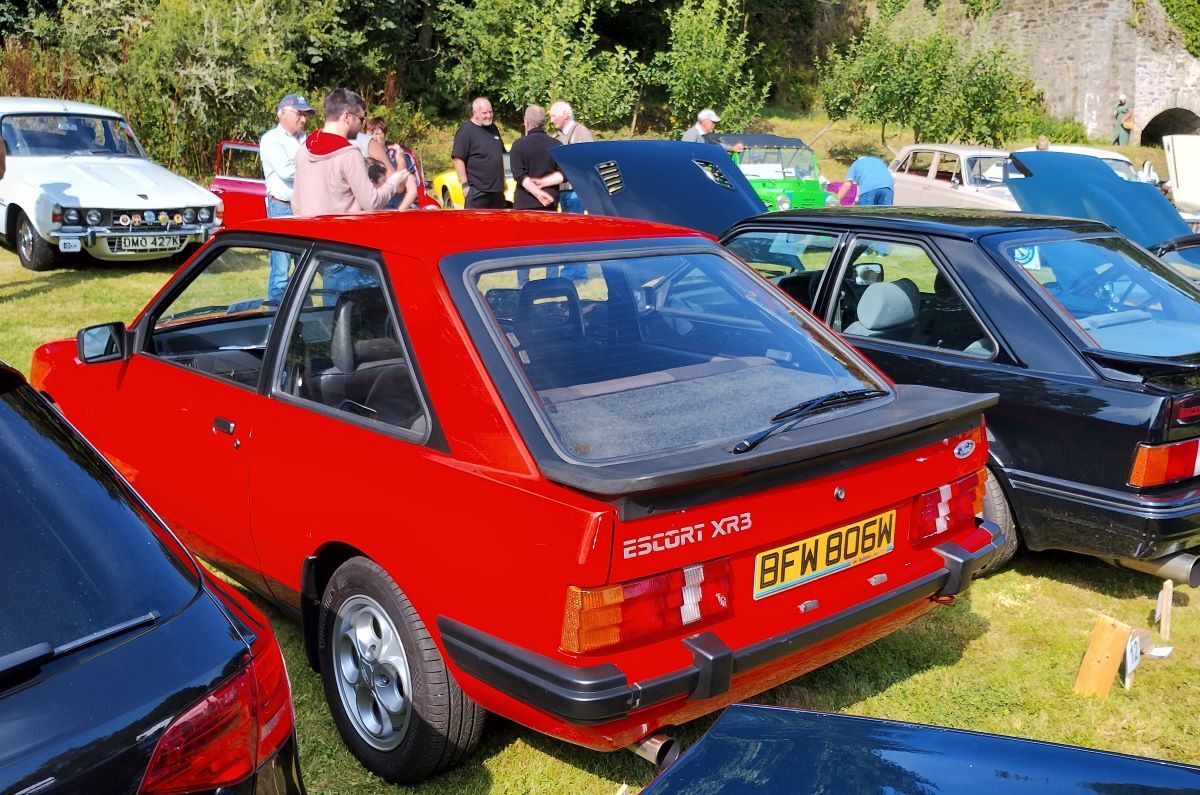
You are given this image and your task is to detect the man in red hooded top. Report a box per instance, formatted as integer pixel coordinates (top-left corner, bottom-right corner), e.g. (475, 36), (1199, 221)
(292, 88), (408, 218)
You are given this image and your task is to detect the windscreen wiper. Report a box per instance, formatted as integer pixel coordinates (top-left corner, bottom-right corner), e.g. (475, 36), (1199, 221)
(0, 611), (159, 685)
(732, 389), (889, 454)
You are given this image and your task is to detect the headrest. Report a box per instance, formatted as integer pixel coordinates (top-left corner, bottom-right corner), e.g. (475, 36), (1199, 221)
(331, 288), (393, 372)
(855, 282), (917, 331)
(515, 277), (584, 343)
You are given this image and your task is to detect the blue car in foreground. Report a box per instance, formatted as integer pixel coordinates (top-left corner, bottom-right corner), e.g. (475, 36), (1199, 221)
(554, 141), (1200, 585)
(644, 704), (1200, 793)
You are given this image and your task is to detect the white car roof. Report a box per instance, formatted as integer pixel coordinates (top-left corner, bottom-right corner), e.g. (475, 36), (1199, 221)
(1012, 144), (1132, 164)
(0, 96), (124, 118)
(895, 143), (1009, 158)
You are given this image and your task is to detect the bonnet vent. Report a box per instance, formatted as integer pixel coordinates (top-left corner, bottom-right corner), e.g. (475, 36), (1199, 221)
(595, 161), (624, 195)
(692, 159), (736, 191)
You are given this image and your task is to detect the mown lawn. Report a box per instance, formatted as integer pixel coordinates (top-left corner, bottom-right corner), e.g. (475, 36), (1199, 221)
(1, 230), (1196, 793)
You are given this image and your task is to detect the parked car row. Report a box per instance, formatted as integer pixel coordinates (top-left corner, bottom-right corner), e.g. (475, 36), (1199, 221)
(7, 132), (1200, 790)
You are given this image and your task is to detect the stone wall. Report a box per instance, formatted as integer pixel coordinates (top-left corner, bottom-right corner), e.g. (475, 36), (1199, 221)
(984, 0), (1200, 141)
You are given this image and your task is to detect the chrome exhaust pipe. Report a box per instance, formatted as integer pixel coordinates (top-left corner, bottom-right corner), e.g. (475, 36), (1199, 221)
(627, 732), (680, 769)
(1111, 551), (1200, 587)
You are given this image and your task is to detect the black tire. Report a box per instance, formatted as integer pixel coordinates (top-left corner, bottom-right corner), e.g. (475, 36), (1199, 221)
(317, 557), (485, 784)
(14, 210), (58, 271)
(979, 467), (1020, 574)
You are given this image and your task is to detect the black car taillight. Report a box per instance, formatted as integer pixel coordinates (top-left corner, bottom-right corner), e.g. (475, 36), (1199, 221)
(1170, 393), (1200, 426)
(138, 630), (294, 795)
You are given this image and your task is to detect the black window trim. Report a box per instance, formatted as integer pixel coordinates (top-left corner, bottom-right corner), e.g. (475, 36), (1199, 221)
(453, 239), (887, 468)
(264, 243), (444, 450)
(133, 233), (314, 394)
(827, 232), (1002, 362)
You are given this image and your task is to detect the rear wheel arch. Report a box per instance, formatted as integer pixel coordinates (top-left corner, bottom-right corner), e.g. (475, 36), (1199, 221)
(301, 541), (372, 671)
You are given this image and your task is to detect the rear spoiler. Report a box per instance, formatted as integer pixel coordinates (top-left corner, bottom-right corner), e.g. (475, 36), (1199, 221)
(1081, 347), (1200, 378)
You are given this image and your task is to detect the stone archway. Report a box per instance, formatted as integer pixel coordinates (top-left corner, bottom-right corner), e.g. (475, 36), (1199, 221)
(1140, 107), (1200, 146)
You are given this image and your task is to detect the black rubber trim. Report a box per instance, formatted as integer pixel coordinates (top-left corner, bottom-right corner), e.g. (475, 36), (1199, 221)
(438, 521), (1000, 726)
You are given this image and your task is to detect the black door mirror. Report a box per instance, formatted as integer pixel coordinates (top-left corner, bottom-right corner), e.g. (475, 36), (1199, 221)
(77, 322), (129, 364)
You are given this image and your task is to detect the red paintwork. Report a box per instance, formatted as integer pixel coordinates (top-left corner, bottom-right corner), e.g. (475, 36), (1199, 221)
(211, 139), (439, 228)
(31, 211), (991, 755)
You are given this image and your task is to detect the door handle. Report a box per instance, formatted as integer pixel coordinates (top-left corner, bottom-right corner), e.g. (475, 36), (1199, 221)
(213, 417), (236, 435)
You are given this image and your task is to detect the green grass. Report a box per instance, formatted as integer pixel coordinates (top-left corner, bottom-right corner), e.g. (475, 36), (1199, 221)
(2, 226), (1198, 792)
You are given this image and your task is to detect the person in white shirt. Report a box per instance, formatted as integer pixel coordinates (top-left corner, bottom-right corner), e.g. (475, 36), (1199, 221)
(260, 93), (315, 303)
(548, 101), (593, 213)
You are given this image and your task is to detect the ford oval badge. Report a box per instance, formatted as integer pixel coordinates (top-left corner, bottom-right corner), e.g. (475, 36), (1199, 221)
(954, 440), (976, 459)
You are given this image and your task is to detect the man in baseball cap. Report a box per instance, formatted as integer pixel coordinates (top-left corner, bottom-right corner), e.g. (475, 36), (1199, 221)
(260, 93), (317, 302)
(681, 108), (743, 152)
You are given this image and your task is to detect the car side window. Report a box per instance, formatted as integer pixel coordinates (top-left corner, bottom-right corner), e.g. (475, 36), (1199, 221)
(275, 257), (427, 436)
(936, 154), (960, 183)
(149, 245), (294, 387)
(724, 230), (839, 308)
(907, 151), (934, 177)
(831, 238), (995, 357)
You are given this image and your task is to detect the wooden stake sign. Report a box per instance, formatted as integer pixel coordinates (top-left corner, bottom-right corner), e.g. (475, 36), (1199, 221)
(1074, 615), (1132, 698)
(1156, 580), (1174, 641)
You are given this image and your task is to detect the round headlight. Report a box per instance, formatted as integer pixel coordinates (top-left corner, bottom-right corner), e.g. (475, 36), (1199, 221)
(197, 207), (212, 223)
(183, 208), (196, 224)
(63, 208), (81, 225)
(775, 194), (792, 212)
(85, 209), (103, 226)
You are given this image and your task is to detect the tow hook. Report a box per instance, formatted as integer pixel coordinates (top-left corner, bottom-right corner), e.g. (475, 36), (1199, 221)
(931, 594), (956, 605)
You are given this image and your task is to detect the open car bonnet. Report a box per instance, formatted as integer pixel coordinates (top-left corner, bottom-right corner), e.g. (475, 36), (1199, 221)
(1007, 150), (1191, 248)
(552, 140), (766, 236)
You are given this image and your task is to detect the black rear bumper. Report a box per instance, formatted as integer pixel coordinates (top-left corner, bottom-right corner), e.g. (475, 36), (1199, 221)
(439, 526), (1000, 726)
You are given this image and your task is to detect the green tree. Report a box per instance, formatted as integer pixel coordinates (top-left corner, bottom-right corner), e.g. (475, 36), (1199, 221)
(652, 0), (770, 130)
(820, 5), (1040, 147)
(438, 0), (643, 128)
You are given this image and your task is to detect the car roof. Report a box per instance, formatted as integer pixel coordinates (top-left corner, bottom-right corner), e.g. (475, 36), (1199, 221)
(1013, 144), (1133, 164)
(733, 206), (1114, 240)
(0, 96), (123, 117)
(719, 134), (812, 149)
(895, 143), (1009, 158)
(228, 210), (713, 260)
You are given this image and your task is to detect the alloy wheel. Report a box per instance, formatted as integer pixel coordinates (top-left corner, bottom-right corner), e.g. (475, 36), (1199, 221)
(332, 593), (414, 750)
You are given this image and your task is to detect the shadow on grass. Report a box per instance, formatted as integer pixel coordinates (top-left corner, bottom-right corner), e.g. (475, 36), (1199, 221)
(0, 255), (179, 304)
(211, 567), (990, 793)
(1011, 549), (1192, 606)
(826, 141), (891, 167)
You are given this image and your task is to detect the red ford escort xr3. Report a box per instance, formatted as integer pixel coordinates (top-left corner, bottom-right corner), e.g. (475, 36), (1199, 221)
(31, 211), (1000, 783)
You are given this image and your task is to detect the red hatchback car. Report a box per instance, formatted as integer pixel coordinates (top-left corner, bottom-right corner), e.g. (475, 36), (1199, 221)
(32, 211), (1000, 783)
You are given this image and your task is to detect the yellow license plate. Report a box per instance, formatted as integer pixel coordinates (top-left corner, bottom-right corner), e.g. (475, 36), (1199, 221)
(753, 510), (895, 600)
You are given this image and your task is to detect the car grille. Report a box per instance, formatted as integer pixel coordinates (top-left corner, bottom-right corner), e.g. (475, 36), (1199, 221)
(107, 209), (200, 230)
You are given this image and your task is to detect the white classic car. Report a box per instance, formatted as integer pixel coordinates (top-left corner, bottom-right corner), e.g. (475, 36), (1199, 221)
(889, 144), (1018, 210)
(0, 97), (222, 270)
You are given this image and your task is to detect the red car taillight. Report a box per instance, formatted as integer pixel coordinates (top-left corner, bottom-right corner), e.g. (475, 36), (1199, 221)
(1170, 393), (1200, 426)
(139, 631), (294, 795)
(1129, 439), (1200, 488)
(911, 469), (986, 544)
(561, 559), (732, 654)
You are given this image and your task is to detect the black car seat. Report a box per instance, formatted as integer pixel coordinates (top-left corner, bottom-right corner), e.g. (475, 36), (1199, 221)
(310, 288), (422, 428)
(512, 277), (599, 389)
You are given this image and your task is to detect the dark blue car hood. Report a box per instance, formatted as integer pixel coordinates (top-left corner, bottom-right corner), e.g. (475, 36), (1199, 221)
(1008, 151), (1191, 248)
(552, 140), (766, 236)
(644, 704), (1200, 793)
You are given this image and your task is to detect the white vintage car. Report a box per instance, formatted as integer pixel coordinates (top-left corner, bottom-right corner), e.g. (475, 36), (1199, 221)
(0, 97), (222, 270)
(889, 144), (1018, 210)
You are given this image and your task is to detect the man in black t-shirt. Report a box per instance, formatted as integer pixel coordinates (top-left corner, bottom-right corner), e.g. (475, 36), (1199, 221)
(451, 97), (506, 209)
(509, 105), (562, 211)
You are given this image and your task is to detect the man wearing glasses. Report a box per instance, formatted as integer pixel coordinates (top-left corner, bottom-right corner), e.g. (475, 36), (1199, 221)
(293, 88), (408, 220)
(260, 93), (316, 302)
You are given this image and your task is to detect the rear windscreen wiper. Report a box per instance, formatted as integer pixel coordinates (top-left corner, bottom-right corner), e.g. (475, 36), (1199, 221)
(0, 611), (159, 685)
(732, 389), (889, 454)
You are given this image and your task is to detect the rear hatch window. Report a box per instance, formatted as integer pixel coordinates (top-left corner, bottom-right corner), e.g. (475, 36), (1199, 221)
(0, 377), (199, 660)
(470, 250), (888, 463)
(1003, 235), (1200, 357)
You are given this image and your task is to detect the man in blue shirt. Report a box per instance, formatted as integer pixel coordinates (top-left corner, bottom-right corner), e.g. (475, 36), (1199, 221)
(260, 93), (315, 302)
(836, 155), (894, 206)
